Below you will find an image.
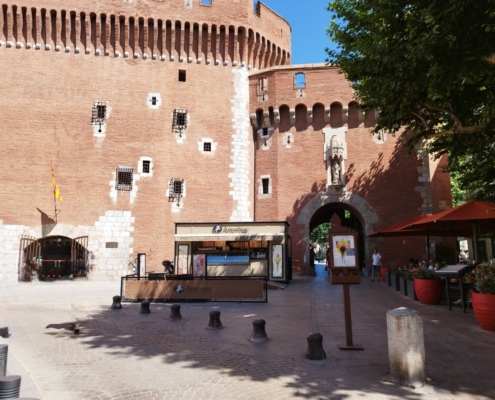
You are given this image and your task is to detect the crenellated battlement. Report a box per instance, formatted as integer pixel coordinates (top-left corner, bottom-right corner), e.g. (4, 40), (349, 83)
(0, 2), (290, 68)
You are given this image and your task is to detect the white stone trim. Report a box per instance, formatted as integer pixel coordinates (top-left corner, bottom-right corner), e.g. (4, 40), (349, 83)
(166, 180), (186, 212)
(197, 138), (218, 153)
(92, 102), (111, 138)
(229, 68), (252, 222)
(109, 168), (140, 203)
(146, 93), (162, 109)
(283, 132), (294, 148)
(138, 157), (153, 177)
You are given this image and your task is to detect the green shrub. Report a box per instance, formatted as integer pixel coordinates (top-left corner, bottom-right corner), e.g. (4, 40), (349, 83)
(415, 267), (436, 279)
(473, 261), (495, 295)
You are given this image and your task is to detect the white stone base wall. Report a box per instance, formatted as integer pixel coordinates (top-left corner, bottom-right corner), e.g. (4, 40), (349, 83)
(0, 210), (135, 283)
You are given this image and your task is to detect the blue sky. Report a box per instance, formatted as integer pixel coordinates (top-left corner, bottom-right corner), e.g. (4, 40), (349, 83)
(261, 0), (338, 65)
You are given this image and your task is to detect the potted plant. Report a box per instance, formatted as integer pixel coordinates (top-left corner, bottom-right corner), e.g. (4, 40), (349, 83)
(380, 265), (390, 282)
(472, 261), (495, 331)
(413, 267), (444, 304)
(403, 270), (417, 301)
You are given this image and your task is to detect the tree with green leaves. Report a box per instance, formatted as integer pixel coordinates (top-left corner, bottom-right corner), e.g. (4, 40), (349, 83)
(326, 0), (495, 201)
(310, 223), (331, 250)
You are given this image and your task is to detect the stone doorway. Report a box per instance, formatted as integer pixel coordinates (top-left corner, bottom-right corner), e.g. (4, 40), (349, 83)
(19, 235), (89, 281)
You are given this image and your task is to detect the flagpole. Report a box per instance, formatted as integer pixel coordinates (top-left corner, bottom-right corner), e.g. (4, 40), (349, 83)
(51, 161), (58, 223)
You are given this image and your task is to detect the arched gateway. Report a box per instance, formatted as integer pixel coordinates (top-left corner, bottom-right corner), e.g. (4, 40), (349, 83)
(297, 192), (379, 274)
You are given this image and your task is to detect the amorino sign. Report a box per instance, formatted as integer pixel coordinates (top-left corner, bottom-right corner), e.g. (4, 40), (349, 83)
(212, 225), (249, 234)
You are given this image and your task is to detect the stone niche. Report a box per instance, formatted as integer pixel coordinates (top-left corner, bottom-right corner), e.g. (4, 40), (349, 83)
(323, 127), (348, 189)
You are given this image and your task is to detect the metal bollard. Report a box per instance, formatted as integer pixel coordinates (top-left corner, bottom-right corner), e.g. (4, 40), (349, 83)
(0, 328), (9, 339)
(206, 310), (222, 329)
(387, 307), (425, 388)
(140, 300), (151, 314)
(0, 375), (21, 399)
(111, 295), (122, 310)
(0, 346), (7, 377)
(306, 333), (326, 360)
(170, 304), (182, 320)
(250, 319), (268, 342)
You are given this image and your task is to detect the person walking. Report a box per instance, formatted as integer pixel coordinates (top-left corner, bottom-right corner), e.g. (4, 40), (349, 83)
(371, 248), (382, 282)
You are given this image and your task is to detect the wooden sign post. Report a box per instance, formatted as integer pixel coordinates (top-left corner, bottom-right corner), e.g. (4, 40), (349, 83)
(328, 216), (363, 350)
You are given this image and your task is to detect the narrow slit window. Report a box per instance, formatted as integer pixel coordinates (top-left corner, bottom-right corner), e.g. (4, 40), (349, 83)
(151, 97), (157, 106)
(258, 77), (267, 92)
(203, 142), (211, 152)
(260, 128), (269, 138)
(116, 167), (133, 191)
(294, 73), (306, 88)
(142, 160), (151, 174)
(262, 178), (269, 194)
(178, 70), (186, 82)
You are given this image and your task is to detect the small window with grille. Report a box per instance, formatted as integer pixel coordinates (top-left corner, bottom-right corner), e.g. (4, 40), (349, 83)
(203, 142), (211, 152)
(92, 102), (107, 125)
(178, 70), (186, 82)
(262, 178), (269, 194)
(142, 160), (151, 174)
(173, 109), (188, 134)
(169, 178), (184, 197)
(116, 167), (133, 191)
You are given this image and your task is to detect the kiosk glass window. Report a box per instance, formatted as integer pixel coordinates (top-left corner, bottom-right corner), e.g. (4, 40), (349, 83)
(272, 244), (283, 278)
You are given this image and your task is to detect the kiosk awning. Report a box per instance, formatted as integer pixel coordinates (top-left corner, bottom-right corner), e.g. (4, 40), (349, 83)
(174, 234), (285, 242)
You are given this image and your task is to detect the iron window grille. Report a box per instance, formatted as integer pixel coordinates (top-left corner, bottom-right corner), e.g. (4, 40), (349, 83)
(169, 178), (184, 198)
(142, 160), (151, 174)
(92, 102), (107, 126)
(173, 109), (188, 135)
(262, 178), (269, 194)
(203, 142), (212, 152)
(116, 167), (133, 191)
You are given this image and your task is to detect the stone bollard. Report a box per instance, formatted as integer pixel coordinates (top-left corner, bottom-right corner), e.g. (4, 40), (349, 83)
(250, 319), (268, 342)
(306, 333), (326, 360)
(170, 304), (182, 320)
(0, 375), (21, 399)
(140, 300), (151, 314)
(111, 295), (122, 310)
(387, 307), (425, 388)
(70, 323), (80, 334)
(0, 345), (7, 377)
(206, 310), (222, 329)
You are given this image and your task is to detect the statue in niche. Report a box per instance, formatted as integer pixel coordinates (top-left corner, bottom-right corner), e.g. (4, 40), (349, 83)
(332, 159), (341, 185)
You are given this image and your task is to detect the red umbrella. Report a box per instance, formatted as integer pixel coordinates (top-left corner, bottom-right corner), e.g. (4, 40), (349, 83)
(368, 214), (467, 238)
(404, 201), (495, 261)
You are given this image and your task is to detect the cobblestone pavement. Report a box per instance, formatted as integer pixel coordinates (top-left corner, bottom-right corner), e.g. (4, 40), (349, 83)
(1, 264), (494, 400)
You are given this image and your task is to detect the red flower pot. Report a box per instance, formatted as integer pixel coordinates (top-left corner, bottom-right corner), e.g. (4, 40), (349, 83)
(379, 267), (389, 282)
(472, 292), (495, 331)
(414, 279), (444, 305)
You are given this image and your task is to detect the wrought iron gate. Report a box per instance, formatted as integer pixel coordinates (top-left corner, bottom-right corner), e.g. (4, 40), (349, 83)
(18, 235), (40, 282)
(71, 236), (89, 278)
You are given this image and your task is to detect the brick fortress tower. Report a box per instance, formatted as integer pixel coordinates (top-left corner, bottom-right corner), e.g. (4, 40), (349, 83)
(0, 0), (452, 282)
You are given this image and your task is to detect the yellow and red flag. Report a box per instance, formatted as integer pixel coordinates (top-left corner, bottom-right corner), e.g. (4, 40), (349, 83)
(51, 161), (63, 202)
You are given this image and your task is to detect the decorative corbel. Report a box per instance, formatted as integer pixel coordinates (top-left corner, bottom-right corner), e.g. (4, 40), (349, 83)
(324, 106), (331, 123)
(263, 111), (271, 128)
(289, 108), (296, 124)
(342, 106), (349, 123)
(273, 109), (280, 125)
(249, 113), (258, 128)
(307, 107), (313, 124)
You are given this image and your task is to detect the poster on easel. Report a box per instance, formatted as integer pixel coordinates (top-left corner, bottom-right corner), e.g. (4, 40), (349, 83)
(332, 235), (356, 267)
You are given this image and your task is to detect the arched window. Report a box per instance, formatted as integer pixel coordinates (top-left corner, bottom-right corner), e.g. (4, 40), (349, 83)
(294, 73), (306, 88)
